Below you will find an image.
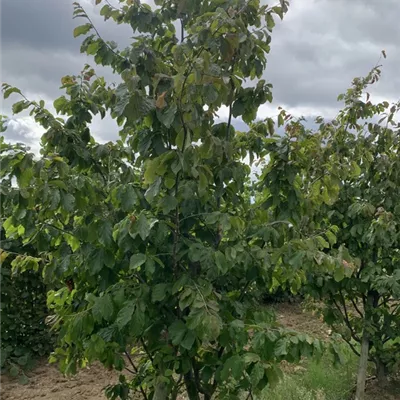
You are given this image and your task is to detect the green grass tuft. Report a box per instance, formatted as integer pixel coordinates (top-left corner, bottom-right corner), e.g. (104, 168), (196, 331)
(261, 347), (358, 400)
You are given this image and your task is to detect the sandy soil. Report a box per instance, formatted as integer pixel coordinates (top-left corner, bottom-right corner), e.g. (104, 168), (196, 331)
(273, 302), (331, 340)
(363, 379), (400, 400)
(1, 361), (119, 400)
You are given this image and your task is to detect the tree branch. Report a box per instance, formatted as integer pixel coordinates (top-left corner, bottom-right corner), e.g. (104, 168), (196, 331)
(124, 350), (148, 400)
(332, 298), (360, 343)
(341, 336), (361, 357)
(350, 298), (364, 318)
(140, 338), (154, 364)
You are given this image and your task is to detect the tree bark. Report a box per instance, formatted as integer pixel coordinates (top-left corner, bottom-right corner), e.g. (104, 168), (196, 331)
(153, 381), (169, 400)
(376, 359), (388, 386)
(355, 327), (370, 400)
(184, 372), (200, 400)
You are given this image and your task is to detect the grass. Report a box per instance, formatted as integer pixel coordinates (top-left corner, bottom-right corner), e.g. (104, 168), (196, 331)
(261, 347), (358, 400)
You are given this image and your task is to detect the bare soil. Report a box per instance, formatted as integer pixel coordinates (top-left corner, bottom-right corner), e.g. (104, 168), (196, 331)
(363, 379), (400, 400)
(273, 302), (331, 340)
(1, 361), (119, 400)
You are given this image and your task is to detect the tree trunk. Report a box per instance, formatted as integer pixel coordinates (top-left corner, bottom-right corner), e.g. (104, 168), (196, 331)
(355, 327), (370, 400)
(153, 381), (169, 400)
(184, 372), (200, 400)
(376, 359), (388, 387)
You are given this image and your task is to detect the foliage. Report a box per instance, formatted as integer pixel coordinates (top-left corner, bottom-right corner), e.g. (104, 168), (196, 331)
(0, 0), (354, 398)
(257, 63), (400, 392)
(306, 66), (400, 381)
(0, 234), (54, 384)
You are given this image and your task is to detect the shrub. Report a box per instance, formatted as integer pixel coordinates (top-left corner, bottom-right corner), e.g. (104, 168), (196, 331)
(0, 236), (54, 383)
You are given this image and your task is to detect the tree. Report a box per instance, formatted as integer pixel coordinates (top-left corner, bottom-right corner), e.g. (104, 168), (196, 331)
(260, 64), (400, 399)
(1, 1), (338, 399)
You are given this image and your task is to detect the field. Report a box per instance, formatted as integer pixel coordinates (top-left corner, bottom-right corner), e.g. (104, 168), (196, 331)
(2, 303), (399, 400)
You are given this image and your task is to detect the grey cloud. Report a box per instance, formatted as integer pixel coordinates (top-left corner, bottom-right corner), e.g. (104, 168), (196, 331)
(1, 0), (400, 148)
(1, 0), (80, 52)
(265, 0), (400, 113)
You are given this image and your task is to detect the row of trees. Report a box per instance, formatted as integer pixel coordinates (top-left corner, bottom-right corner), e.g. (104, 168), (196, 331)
(1, 1), (399, 399)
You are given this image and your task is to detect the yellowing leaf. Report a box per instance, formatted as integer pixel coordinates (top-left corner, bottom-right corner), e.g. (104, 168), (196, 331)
(155, 91), (167, 109)
(0, 250), (9, 263)
(73, 24), (92, 38)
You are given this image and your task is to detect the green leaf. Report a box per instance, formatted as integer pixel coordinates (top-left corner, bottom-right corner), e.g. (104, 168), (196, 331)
(99, 221), (113, 247)
(168, 320), (187, 345)
(250, 362), (264, 387)
(334, 266), (345, 282)
(65, 234), (80, 252)
(119, 184), (137, 212)
(181, 330), (196, 350)
(350, 161), (361, 177)
(316, 236), (329, 249)
(203, 314), (221, 341)
(12, 100), (30, 114)
(265, 366), (282, 389)
(87, 41), (100, 55)
(93, 294), (114, 322)
(0, 348), (8, 367)
(198, 171), (208, 196)
(221, 355), (245, 381)
(325, 231), (337, 246)
(274, 338), (288, 356)
(17, 355), (28, 366)
(145, 177), (161, 203)
(144, 158), (161, 184)
(157, 104), (177, 128)
(152, 283), (168, 303)
(266, 13), (275, 31)
(130, 253), (147, 270)
(3, 86), (21, 99)
(73, 24), (92, 38)
(116, 301), (135, 329)
(243, 353), (260, 364)
(186, 307), (206, 329)
(160, 195), (178, 215)
(215, 251), (228, 274)
(136, 213), (151, 241)
(10, 365), (19, 377)
(18, 168), (33, 189)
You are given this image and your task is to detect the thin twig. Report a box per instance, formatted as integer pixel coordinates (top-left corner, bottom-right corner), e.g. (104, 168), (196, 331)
(350, 298), (364, 318)
(341, 336), (361, 357)
(78, 4), (129, 64)
(140, 339), (154, 364)
(332, 298), (360, 343)
(124, 350), (149, 400)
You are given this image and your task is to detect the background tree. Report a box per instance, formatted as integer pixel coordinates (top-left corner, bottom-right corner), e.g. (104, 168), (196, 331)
(259, 64), (400, 400)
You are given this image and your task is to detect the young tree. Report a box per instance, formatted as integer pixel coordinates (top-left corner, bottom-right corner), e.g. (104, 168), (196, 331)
(1, 1), (337, 399)
(311, 66), (400, 398)
(260, 64), (400, 399)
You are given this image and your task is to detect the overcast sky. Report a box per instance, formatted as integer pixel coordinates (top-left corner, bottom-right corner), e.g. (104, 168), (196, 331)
(1, 0), (399, 153)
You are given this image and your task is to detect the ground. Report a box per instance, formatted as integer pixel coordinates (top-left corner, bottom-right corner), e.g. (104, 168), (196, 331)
(1, 361), (119, 400)
(1, 302), (399, 400)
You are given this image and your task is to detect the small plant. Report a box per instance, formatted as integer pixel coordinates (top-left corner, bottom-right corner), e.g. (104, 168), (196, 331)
(262, 347), (358, 400)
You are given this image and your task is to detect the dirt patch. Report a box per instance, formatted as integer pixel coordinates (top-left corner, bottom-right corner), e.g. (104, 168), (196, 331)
(1, 361), (120, 400)
(273, 301), (331, 340)
(364, 380), (400, 400)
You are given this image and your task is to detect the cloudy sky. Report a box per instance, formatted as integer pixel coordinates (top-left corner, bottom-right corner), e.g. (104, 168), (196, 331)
(1, 0), (399, 153)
